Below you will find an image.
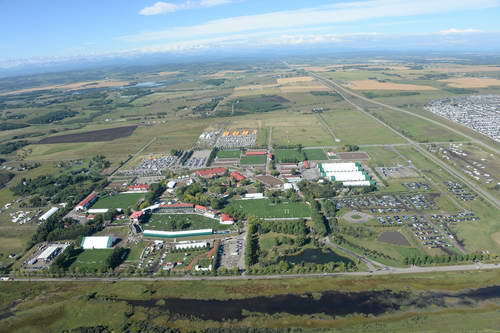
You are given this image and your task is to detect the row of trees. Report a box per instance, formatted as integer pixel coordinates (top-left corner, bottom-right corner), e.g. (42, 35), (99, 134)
(308, 199), (330, 237)
(405, 253), (493, 266)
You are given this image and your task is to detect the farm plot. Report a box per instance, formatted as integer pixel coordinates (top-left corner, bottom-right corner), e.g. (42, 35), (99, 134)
(320, 108), (405, 145)
(438, 77), (500, 88)
(145, 214), (228, 231)
(346, 80), (437, 91)
(38, 126), (138, 144)
(91, 193), (144, 210)
(228, 199), (311, 218)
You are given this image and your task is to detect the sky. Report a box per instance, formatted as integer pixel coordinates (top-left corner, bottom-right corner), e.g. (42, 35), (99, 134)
(1, 0), (500, 68)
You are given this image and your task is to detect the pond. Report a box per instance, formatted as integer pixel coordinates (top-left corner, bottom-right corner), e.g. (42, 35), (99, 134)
(281, 248), (354, 265)
(122, 285), (500, 322)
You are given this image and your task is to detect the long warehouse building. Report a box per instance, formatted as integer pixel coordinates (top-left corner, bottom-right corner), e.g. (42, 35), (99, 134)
(143, 229), (213, 238)
(318, 162), (373, 185)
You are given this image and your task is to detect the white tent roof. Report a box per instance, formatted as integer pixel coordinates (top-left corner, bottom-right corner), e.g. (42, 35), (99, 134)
(81, 236), (113, 249)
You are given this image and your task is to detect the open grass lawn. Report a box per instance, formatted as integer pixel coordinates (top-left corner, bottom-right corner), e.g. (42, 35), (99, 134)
(229, 199), (311, 218)
(304, 148), (327, 160)
(240, 155), (266, 165)
(273, 149), (304, 163)
(321, 108), (405, 145)
(145, 214), (229, 231)
(91, 193), (144, 209)
(216, 150), (241, 158)
(70, 249), (112, 271)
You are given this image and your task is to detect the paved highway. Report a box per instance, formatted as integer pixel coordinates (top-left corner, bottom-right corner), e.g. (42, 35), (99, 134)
(4, 263), (500, 283)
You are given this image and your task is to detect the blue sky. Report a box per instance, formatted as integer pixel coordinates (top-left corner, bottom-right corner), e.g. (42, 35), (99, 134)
(1, 0), (500, 67)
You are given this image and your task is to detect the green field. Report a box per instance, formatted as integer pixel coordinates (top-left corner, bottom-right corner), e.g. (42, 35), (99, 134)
(216, 150), (241, 158)
(303, 148), (328, 160)
(240, 155), (267, 165)
(229, 199), (311, 218)
(70, 249), (113, 271)
(144, 214), (230, 231)
(273, 149), (304, 163)
(91, 193), (144, 209)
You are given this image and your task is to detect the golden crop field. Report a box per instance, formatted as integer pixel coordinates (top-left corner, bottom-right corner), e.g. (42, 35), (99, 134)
(346, 79), (438, 90)
(0, 80), (129, 95)
(439, 77), (500, 88)
(277, 76), (314, 84)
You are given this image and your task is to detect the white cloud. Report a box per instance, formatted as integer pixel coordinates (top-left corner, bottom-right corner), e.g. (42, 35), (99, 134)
(129, 0), (498, 40)
(139, 0), (236, 16)
(139, 2), (179, 15)
(438, 28), (482, 35)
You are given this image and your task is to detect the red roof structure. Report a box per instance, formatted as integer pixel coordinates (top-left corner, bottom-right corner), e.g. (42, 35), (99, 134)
(160, 203), (194, 208)
(195, 205), (208, 211)
(230, 171), (246, 181)
(130, 211), (143, 220)
(303, 160), (310, 169)
(195, 167), (226, 178)
(245, 151), (267, 156)
(128, 184), (150, 191)
(220, 213), (234, 223)
(77, 193), (97, 208)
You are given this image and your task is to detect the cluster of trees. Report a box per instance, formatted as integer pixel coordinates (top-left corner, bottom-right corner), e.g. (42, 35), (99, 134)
(141, 183), (166, 208)
(0, 122), (30, 131)
(28, 109), (78, 124)
(0, 171), (14, 189)
(51, 244), (82, 271)
(257, 219), (307, 236)
(405, 253), (492, 266)
(343, 144), (360, 152)
(89, 155), (111, 170)
(247, 260), (352, 275)
(206, 147), (218, 166)
(321, 200), (337, 217)
(245, 220), (260, 267)
(203, 78), (227, 86)
(10, 170), (105, 204)
(0, 140), (29, 154)
(335, 224), (374, 239)
(106, 247), (130, 269)
(308, 199), (330, 237)
(298, 180), (338, 198)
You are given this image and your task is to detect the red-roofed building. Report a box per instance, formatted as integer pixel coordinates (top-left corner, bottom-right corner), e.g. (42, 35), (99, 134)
(303, 160), (310, 169)
(220, 213), (234, 225)
(76, 192), (98, 211)
(128, 184), (150, 192)
(245, 151), (267, 156)
(129, 210), (144, 223)
(195, 167), (226, 178)
(195, 205), (208, 212)
(230, 171), (246, 182)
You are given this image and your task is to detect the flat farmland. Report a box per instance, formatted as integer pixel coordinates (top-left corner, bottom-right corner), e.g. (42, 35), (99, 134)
(438, 77), (500, 88)
(320, 108), (405, 145)
(37, 125), (137, 144)
(228, 199), (311, 218)
(366, 106), (466, 142)
(347, 80), (437, 91)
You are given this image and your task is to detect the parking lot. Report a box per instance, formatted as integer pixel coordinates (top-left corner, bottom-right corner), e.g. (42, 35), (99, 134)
(219, 234), (245, 270)
(215, 129), (257, 148)
(335, 193), (437, 213)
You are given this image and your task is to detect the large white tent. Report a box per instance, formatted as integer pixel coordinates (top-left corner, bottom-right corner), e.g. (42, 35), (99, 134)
(81, 236), (113, 249)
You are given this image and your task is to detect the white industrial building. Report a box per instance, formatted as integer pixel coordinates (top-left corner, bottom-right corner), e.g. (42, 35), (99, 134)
(318, 162), (374, 186)
(37, 244), (66, 262)
(87, 208), (109, 214)
(81, 236), (114, 249)
(244, 193), (264, 199)
(39, 207), (59, 221)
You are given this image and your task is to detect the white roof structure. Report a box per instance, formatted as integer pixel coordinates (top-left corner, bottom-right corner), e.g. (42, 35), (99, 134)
(330, 171), (367, 181)
(320, 162), (360, 172)
(167, 181), (177, 189)
(244, 193), (264, 199)
(81, 236), (113, 249)
(343, 181), (372, 187)
(175, 241), (209, 250)
(39, 207), (59, 221)
(88, 208), (109, 214)
(37, 245), (61, 260)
